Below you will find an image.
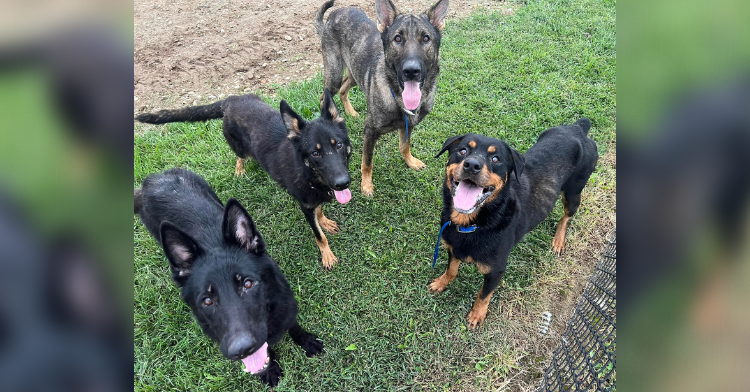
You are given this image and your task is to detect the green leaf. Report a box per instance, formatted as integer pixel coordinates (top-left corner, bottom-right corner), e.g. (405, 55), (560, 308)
(345, 344), (357, 351)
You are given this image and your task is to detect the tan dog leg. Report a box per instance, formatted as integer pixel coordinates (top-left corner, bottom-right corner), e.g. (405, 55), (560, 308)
(315, 205), (339, 234)
(234, 157), (245, 177)
(399, 128), (426, 170)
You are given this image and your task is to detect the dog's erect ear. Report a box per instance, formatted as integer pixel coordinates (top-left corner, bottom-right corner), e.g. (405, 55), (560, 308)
(376, 0), (399, 32)
(435, 134), (465, 158)
(426, 0), (449, 32)
(160, 222), (201, 286)
(320, 88), (342, 122)
(508, 145), (525, 183)
(222, 198), (265, 255)
(280, 100), (307, 139)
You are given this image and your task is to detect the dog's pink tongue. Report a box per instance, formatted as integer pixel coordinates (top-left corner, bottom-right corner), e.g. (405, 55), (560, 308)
(453, 181), (483, 211)
(402, 81), (421, 111)
(334, 189), (352, 204)
(241, 342), (268, 374)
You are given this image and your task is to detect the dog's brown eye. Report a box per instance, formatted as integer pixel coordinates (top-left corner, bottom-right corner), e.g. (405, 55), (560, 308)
(423, 35), (430, 43)
(336, 142), (343, 149)
(459, 149), (467, 156)
(243, 279), (253, 289)
(203, 297), (213, 306)
(492, 156), (499, 163)
(311, 150), (320, 157)
(394, 34), (402, 43)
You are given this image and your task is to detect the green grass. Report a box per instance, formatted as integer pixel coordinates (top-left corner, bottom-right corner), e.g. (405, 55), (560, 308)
(134, 0), (615, 390)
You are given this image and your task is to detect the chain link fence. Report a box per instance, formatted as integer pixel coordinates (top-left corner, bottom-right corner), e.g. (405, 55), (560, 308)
(538, 229), (616, 391)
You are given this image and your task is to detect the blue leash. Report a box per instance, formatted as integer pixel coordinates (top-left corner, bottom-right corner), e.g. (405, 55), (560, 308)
(432, 222), (478, 269)
(390, 89), (410, 141)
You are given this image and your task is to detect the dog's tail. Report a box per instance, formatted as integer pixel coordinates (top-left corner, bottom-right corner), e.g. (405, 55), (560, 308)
(315, 0), (336, 36)
(135, 100), (224, 124)
(575, 118), (591, 135)
(134, 188), (143, 214)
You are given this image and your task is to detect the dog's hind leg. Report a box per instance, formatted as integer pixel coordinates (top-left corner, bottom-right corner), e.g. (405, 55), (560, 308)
(315, 205), (339, 234)
(552, 192), (581, 256)
(302, 205), (339, 270)
(339, 72), (359, 117)
(234, 157), (246, 177)
(428, 242), (460, 293)
(321, 54), (344, 107)
(399, 127), (426, 170)
(467, 269), (506, 330)
(289, 321), (324, 357)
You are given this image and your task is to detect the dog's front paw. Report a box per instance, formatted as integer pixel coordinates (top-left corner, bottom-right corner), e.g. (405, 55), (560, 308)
(319, 217), (340, 234)
(551, 236), (565, 256)
(406, 157), (427, 171)
(361, 181), (374, 198)
(301, 334), (324, 357)
(258, 360), (283, 387)
(467, 307), (488, 330)
(234, 158), (245, 177)
(321, 251), (339, 271)
(428, 278), (449, 293)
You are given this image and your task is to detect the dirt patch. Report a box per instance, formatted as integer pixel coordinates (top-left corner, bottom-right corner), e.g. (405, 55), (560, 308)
(134, 0), (520, 115)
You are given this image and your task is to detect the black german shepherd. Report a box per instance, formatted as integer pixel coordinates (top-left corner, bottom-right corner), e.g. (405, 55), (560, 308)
(136, 90), (352, 270)
(429, 119), (598, 329)
(315, 0), (449, 197)
(134, 168), (323, 386)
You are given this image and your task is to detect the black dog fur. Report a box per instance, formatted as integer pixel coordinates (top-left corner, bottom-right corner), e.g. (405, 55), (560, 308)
(136, 90), (353, 270)
(134, 168), (323, 386)
(429, 119), (598, 329)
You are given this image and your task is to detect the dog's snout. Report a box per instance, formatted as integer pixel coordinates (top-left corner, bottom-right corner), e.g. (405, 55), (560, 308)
(333, 175), (351, 191)
(463, 158), (482, 174)
(402, 59), (422, 80)
(227, 334), (256, 359)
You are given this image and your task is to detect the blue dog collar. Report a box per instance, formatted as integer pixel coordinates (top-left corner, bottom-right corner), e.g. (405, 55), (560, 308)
(390, 89), (410, 141)
(432, 221), (478, 269)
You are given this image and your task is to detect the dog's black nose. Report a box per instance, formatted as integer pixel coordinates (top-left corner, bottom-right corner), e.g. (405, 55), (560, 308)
(332, 176), (351, 191)
(402, 59), (421, 80)
(463, 158), (482, 174)
(227, 335), (256, 359)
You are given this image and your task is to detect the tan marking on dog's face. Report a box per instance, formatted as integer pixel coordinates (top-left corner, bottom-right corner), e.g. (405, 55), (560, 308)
(487, 145), (496, 153)
(331, 139), (336, 145)
(468, 140), (476, 148)
(316, 143), (322, 150)
(481, 172), (507, 206)
(445, 163), (459, 188)
(450, 209), (479, 226)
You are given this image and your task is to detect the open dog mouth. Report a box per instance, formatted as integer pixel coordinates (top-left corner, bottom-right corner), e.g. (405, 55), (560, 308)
(398, 80), (422, 111)
(241, 342), (270, 374)
(451, 179), (496, 214)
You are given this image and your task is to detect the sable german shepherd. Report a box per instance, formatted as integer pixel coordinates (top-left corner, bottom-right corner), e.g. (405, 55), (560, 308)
(315, 0), (449, 197)
(430, 119), (598, 329)
(136, 90), (353, 270)
(134, 168), (324, 386)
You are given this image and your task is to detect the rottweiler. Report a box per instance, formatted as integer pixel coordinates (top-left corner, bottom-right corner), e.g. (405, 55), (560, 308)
(136, 89), (352, 270)
(134, 168), (324, 386)
(315, 0), (449, 197)
(429, 118), (598, 329)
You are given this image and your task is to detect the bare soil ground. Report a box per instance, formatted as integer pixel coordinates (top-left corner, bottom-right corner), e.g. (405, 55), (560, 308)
(134, 0), (519, 113)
